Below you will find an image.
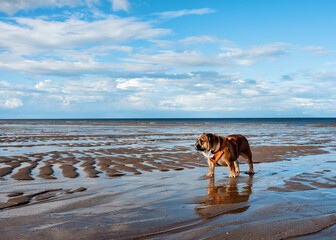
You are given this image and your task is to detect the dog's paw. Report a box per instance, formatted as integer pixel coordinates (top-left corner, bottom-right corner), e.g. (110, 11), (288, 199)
(229, 173), (237, 178)
(205, 173), (214, 178)
(245, 171), (255, 175)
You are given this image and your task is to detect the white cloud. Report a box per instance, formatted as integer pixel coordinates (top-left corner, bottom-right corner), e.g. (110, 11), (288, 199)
(219, 43), (289, 65)
(124, 93), (154, 109)
(325, 62), (336, 65)
(132, 50), (221, 68)
(34, 77), (116, 94)
(292, 97), (315, 107)
(155, 8), (216, 19)
(303, 46), (336, 55)
(159, 92), (234, 111)
(35, 79), (52, 89)
(20, 77), (115, 106)
(116, 78), (153, 90)
(111, 0), (130, 12)
(311, 70), (336, 81)
(35, 79), (61, 93)
(0, 56), (167, 76)
(0, 0), (82, 15)
(241, 89), (260, 97)
(0, 98), (23, 108)
(113, 62), (166, 72)
(0, 17), (169, 55)
(0, 81), (10, 87)
(0, 15), (171, 76)
(180, 35), (219, 44)
(130, 43), (289, 69)
(64, 78), (114, 93)
(55, 45), (133, 62)
(150, 40), (175, 48)
(281, 97), (336, 111)
(0, 58), (107, 76)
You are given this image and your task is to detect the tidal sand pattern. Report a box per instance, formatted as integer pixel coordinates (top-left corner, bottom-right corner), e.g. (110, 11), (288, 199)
(0, 119), (336, 239)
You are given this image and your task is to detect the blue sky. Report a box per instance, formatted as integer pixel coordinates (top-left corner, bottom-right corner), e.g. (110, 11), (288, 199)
(0, 0), (335, 118)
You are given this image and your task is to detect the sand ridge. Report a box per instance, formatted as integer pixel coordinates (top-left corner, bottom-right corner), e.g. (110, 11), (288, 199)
(0, 145), (327, 181)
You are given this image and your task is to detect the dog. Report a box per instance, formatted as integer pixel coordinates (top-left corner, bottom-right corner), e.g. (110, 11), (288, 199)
(195, 133), (254, 178)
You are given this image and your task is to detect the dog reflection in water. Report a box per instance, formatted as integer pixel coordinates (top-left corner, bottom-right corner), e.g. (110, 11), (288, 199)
(194, 176), (253, 217)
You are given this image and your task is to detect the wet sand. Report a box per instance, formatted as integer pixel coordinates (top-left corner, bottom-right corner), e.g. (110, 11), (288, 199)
(0, 120), (336, 239)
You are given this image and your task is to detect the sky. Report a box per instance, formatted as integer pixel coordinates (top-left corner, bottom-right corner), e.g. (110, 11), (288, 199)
(0, 0), (335, 119)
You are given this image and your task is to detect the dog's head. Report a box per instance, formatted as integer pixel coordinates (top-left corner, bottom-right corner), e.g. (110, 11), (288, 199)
(195, 133), (214, 152)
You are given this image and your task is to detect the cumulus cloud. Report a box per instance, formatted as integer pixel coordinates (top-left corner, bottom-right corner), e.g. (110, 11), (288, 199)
(112, 71), (265, 112)
(2, 65), (335, 115)
(116, 78), (153, 90)
(26, 77), (116, 106)
(14, 71), (241, 110)
(0, 98), (23, 108)
(0, 81), (26, 109)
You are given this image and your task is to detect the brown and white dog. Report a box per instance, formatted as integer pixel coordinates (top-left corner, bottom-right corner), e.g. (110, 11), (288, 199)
(195, 133), (254, 178)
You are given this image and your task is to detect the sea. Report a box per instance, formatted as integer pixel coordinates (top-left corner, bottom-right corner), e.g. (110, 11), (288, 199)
(1, 117), (336, 157)
(1, 117), (336, 124)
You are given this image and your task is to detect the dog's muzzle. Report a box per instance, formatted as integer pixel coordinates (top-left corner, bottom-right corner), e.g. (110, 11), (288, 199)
(195, 142), (203, 151)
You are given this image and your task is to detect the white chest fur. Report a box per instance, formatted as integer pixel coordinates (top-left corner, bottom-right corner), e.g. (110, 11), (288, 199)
(202, 150), (214, 159)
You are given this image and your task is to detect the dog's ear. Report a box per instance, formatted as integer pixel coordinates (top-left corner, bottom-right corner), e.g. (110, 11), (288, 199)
(206, 133), (213, 143)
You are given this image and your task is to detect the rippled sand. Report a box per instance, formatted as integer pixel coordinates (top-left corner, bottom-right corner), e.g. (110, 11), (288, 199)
(0, 120), (336, 239)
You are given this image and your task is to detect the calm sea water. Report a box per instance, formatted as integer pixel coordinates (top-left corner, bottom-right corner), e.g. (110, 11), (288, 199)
(1, 118), (336, 125)
(1, 118), (336, 158)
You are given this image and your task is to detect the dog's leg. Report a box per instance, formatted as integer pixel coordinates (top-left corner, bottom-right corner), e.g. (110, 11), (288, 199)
(227, 160), (237, 178)
(234, 160), (240, 176)
(242, 152), (254, 175)
(206, 158), (215, 177)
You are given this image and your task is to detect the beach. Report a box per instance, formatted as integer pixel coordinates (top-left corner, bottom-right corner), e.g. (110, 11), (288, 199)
(0, 119), (336, 239)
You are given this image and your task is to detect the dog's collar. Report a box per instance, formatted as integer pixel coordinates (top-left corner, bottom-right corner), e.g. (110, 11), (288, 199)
(211, 136), (225, 155)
